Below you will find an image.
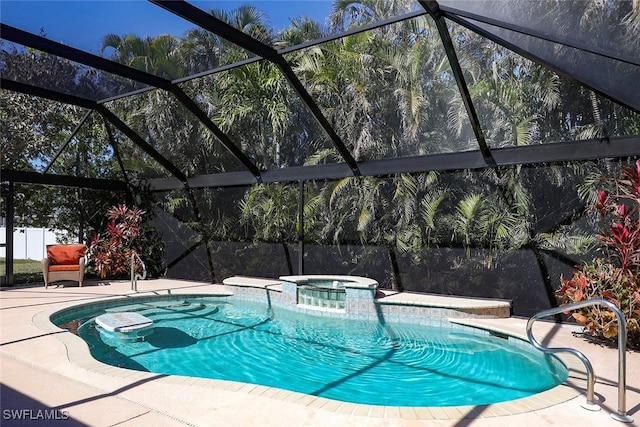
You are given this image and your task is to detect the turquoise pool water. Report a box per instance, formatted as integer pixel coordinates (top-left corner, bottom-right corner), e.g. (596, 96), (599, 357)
(55, 297), (568, 407)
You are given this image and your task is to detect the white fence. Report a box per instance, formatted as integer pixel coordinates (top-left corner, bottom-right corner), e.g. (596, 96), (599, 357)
(0, 227), (60, 260)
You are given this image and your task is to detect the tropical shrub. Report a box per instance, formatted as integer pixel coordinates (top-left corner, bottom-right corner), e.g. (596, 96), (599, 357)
(88, 204), (164, 279)
(556, 160), (640, 349)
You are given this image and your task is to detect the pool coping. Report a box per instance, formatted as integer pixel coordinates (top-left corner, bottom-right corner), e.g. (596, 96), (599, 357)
(279, 275), (378, 289)
(31, 291), (585, 421)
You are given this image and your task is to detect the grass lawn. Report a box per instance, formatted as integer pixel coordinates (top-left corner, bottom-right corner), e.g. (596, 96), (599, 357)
(0, 258), (44, 285)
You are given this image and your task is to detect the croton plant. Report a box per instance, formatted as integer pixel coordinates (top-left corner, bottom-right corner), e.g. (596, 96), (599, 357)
(88, 204), (148, 279)
(556, 160), (640, 349)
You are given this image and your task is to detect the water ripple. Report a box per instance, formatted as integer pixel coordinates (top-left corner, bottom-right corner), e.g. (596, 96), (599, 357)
(76, 299), (568, 407)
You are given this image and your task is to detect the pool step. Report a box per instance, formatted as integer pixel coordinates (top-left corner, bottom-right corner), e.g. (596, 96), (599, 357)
(105, 301), (206, 314)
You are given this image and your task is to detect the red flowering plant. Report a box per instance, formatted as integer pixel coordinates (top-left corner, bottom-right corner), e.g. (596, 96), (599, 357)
(88, 204), (146, 278)
(556, 160), (640, 349)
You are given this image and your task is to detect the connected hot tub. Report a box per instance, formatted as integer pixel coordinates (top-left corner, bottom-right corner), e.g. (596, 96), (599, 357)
(280, 275), (378, 312)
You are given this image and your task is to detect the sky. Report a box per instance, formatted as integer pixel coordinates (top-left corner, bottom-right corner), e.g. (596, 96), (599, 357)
(1, 0), (334, 54)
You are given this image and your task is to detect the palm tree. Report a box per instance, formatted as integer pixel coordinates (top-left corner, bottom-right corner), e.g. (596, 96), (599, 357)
(239, 183), (302, 274)
(275, 17), (325, 49)
(101, 33), (183, 80)
(180, 5), (315, 170)
(179, 4), (271, 74)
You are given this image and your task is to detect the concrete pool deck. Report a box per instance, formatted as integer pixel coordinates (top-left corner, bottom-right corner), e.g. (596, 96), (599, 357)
(1, 278), (638, 426)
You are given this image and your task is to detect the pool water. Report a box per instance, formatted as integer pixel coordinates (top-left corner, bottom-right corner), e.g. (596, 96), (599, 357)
(60, 298), (568, 407)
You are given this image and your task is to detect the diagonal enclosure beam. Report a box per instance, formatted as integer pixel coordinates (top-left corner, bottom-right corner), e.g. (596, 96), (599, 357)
(1, 24), (170, 90)
(273, 56), (362, 176)
(419, 0), (496, 167)
(4, 4), (638, 192)
(277, 10), (428, 56)
(1, 23), (261, 179)
(1, 77), (190, 184)
(169, 87), (263, 179)
(440, 13), (640, 114)
(96, 105), (188, 183)
(54, 9), (430, 103)
(102, 118), (131, 185)
(150, 0), (361, 176)
(150, 0), (278, 59)
(0, 15), (230, 279)
(43, 110), (94, 174)
(436, 5), (639, 68)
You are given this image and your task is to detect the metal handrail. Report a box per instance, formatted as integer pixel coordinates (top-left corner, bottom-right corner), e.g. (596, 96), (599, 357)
(130, 251), (146, 292)
(527, 298), (633, 423)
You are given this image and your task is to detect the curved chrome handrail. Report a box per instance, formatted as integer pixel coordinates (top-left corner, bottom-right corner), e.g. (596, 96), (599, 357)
(527, 298), (633, 423)
(130, 251), (147, 292)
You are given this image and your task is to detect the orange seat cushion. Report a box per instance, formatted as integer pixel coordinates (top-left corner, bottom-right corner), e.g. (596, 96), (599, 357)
(47, 244), (86, 265)
(48, 264), (81, 272)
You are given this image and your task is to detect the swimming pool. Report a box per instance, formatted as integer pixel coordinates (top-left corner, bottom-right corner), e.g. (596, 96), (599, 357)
(53, 296), (568, 407)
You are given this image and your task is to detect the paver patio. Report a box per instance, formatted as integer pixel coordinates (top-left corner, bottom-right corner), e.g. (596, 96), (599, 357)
(1, 279), (638, 426)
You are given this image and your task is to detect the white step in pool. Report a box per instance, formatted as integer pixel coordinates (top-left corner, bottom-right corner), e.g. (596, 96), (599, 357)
(96, 312), (154, 333)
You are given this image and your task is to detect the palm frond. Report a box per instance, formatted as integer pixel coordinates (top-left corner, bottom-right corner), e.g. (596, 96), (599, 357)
(357, 207), (372, 232)
(515, 117), (535, 146)
(536, 231), (597, 255)
(304, 148), (340, 166)
(329, 177), (352, 208)
(420, 188), (447, 230)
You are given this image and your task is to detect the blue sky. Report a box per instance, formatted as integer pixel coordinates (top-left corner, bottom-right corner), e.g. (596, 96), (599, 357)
(1, 1), (334, 53)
